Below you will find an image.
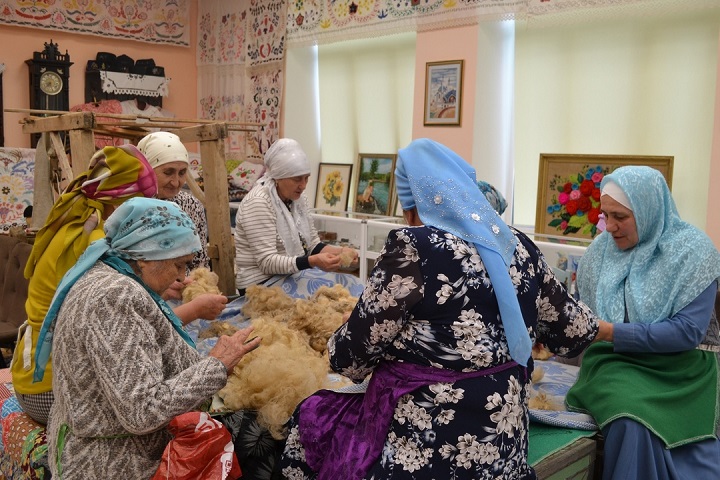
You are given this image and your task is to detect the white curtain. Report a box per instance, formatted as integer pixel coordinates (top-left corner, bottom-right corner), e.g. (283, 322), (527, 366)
(513, 8), (720, 230)
(285, 33), (416, 206)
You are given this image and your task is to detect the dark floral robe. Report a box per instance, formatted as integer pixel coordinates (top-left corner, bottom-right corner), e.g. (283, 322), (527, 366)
(280, 226), (599, 479)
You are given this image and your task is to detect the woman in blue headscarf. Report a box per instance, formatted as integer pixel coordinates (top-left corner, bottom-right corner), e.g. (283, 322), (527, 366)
(40, 198), (261, 479)
(278, 138), (607, 479)
(566, 166), (720, 479)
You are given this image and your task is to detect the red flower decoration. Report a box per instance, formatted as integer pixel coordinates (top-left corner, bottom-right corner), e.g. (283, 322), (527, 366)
(579, 179), (594, 197)
(577, 196), (592, 213)
(565, 199), (579, 216)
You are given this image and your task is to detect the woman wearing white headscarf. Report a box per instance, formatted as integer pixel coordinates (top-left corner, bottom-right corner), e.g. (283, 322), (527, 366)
(278, 138), (607, 479)
(138, 131), (210, 271)
(138, 132), (227, 323)
(566, 166), (720, 479)
(234, 138), (359, 294)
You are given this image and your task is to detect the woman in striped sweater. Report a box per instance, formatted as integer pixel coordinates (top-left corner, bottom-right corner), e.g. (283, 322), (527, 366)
(234, 139), (359, 294)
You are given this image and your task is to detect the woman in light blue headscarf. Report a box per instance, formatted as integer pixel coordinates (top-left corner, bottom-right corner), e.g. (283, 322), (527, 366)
(41, 198), (260, 479)
(278, 138), (605, 480)
(566, 166), (720, 480)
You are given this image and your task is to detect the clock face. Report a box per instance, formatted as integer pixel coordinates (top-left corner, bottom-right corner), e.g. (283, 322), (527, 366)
(40, 71), (63, 95)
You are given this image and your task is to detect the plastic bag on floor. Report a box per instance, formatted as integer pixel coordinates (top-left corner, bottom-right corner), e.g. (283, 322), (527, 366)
(151, 411), (241, 480)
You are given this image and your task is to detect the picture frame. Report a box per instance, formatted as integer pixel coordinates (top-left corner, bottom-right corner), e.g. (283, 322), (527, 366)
(535, 153), (674, 240)
(424, 60), (464, 126)
(314, 163), (353, 212)
(352, 153), (397, 216)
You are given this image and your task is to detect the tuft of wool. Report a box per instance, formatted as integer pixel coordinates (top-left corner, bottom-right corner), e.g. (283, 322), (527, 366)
(182, 267), (222, 302)
(528, 391), (563, 411)
(288, 285), (358, 354)
(241, 284), (296, 320)
(198, 321), (239, 339)
(339, 249), (355, 268)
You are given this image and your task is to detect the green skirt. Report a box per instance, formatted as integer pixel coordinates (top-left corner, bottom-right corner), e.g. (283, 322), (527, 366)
(565, 342), (719, 448)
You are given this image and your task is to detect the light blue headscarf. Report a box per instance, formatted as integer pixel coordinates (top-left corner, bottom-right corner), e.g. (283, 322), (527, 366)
(395, 138), (532, 366)
(577, 166), (720, 325)
(33, 197), (202, 383)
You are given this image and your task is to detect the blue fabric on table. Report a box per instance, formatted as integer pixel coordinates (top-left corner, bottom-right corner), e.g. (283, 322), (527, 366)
(529, 360), (597, 431)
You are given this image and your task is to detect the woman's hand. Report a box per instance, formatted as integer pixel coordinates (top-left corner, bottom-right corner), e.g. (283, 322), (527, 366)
(594, 320), (614, 343)
(309, 252), (342, 272)
(188, 294), (228, 320)
(208, 327), (262, 373)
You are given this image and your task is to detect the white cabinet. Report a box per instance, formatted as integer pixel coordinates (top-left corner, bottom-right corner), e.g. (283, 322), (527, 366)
(310, 209), (406, 282)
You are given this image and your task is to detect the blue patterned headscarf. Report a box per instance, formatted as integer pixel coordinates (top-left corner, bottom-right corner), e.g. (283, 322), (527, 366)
(577, 166), (720, 325)
(33, 198), (202, 382)
(395, 138), (531, 366)
(477, 180), (508, 215)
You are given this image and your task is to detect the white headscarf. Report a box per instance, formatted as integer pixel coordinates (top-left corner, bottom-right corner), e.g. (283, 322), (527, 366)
(259, 139), (313, 256)
(601, 180), (632, 210)
(137, 131), (189, 169)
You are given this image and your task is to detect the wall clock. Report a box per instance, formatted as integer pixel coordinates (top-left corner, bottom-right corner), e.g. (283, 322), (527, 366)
(26, 40), (73, 147)
(39, 71), (63, 96)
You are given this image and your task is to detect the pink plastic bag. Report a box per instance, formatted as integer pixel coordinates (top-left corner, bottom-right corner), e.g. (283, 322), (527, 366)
(152, 411), (242, 480)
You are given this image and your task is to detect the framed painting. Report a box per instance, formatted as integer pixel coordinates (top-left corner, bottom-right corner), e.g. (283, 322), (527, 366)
(424, 60), (464, 126)
(352, 153), (397, 216)
(314, 163), (353, 212)
(535, 153), (674, 240)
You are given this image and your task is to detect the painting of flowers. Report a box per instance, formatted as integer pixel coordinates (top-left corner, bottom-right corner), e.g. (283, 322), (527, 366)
(314, 163), (352, 212)
(535, 154), (674, 240)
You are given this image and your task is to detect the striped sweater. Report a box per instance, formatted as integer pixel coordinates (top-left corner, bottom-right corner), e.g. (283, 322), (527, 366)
(234, 184), (321, 290)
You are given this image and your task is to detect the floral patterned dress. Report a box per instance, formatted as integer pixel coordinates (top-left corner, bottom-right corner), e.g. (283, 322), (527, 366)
(280, 225), (599, 480)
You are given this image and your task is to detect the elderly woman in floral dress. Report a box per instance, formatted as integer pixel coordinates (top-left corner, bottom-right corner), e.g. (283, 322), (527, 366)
(278, 138), (610, 479)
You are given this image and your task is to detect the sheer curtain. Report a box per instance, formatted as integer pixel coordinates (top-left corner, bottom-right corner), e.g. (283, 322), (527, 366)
(285, 33), (416, 205)
(513, 8), (720, 230)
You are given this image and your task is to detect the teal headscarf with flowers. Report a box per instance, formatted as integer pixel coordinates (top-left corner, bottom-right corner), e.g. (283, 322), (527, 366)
(33, 197), (202, 382)
(577, 166), (720, 325)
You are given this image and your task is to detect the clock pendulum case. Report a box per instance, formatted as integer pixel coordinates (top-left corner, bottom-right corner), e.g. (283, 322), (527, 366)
(26, 40), (73, 148)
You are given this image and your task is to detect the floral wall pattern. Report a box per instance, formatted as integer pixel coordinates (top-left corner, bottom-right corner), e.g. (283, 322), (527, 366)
(198, 0), (286, 164)
(286, 0), (691, 46)
(0, 0), (190, 46)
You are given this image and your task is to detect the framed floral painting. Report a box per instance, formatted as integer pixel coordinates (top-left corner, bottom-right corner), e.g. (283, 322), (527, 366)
(314, 163), (352, 212)
(535, 153), (674, 240)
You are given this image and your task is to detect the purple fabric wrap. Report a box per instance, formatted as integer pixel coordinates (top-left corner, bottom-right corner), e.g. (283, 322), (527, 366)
(298, 360), (520, 480)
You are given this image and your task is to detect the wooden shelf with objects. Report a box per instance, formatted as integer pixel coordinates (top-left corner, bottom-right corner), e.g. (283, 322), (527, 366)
(4, 107), (264, 295)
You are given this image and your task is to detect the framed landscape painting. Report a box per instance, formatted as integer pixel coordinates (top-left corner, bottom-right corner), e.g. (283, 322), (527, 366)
(535, 153), (674, 240)
(314, 163), (352, 212)
(352, 153), (397, 216)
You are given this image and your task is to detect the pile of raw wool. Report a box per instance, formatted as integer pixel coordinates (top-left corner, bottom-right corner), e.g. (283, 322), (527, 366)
(213, 284), (358, 439)
(240, 284), (358, 355)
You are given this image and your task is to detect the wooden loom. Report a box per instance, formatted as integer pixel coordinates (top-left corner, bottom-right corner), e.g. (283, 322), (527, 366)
(6, 108), (263, 295)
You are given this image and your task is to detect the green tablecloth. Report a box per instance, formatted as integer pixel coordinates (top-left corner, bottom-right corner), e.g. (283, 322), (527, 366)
(528, 422), (596, 466)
